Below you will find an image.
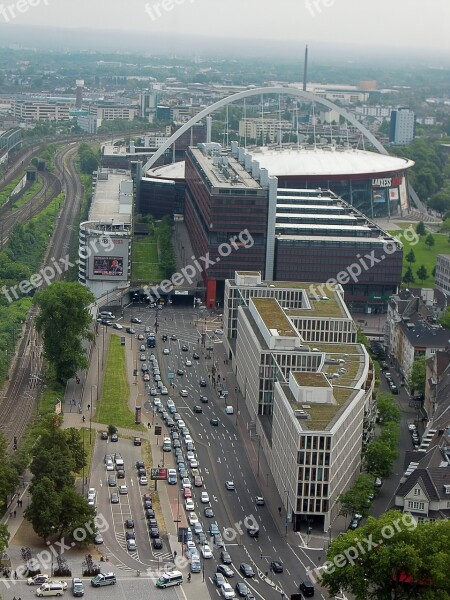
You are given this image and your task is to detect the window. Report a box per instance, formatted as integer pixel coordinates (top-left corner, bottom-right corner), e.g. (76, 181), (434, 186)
(407, 500), (424, 511)
(413, 488), (421, 496)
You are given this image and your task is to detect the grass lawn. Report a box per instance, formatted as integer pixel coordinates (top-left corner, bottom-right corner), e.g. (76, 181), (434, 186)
(38, 379), (65, 414)
(389, 229), (449, 289)
(95, 335), (144, 430)
(76, 427), (94, 479)
(132, 236), (163, 283)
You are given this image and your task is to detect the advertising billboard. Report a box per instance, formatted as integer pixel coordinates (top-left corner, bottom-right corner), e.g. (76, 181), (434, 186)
(87, 236), (130, 281)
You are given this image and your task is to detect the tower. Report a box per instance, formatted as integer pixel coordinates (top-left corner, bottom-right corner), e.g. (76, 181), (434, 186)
(76, 80), (84, 109)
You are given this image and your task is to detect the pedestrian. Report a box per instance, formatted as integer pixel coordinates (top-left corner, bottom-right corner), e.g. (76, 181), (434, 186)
(13, 510), (16, 518)
(14, 570), (17, 579)
(173, 550), (177, 558)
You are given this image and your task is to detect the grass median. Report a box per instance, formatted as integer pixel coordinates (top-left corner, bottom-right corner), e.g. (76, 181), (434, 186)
(95, 334), (145, 431)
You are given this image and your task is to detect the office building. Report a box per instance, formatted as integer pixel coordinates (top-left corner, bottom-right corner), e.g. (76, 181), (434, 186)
(435, 254), (450, 296)
(390, 108), (415, 145)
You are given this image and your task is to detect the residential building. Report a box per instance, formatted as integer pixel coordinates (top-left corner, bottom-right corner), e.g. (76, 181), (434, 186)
(238, 118), (293, 143)
(224, 271), (376, 532)
(435, 254), (450, 296)
(425, 349), (450, 425)
(389, 107), (415, 145)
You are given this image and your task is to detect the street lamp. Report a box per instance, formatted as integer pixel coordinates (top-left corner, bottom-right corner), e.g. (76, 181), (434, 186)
(284, 490), (290, 537)
(89, 385), (96, 443)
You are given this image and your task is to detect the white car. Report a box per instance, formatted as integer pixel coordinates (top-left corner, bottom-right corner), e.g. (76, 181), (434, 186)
(186, 540), (197, 554)
(163, 348), (170, 355)
(214, 329), (224, 335)
(185, 498), (195, 511)
(177, 420), (186, 429)
(182, 477), (192, 489)
(106, 461), (114, 471)
(161, 386), (168, 395)
(188, 512), (199, 525)
(184, 435), (193, 445)
(221, 582), (236, 599)
(112, 323), (123, 330)
(201, 544), (213, 559)
(87, 487), (96, 500)
(119, 485), (128, 495)
(200, 491), (210, 503)
(190, 459), (199, 469)
(140, 476), (148, 485)
(186, 451), (195, 461)
(180, 389), (188, 397)
(185, 360), (193, 367)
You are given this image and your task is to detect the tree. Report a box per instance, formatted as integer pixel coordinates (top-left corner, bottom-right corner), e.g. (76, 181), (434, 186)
(408, 356), (427, 395)
(403, 266), (415, 284)
(57, 486), (96, 541)
(376, 392), (401, 424)
(416, 265), (428, 282)
(320, 511), (450, 599)
(364, 438), (398, 479)
(107, 424), (118, 436)
(425, 233), (435, 249)
(338, 473), (375, 518)
(406, 249), (416, 264)
(0, 524), (10, 556)
(34, 282), (95, 383)
(440, 305), (450, 329)
(64, 428), (87, 473)
(25, 477), (61, 539)
(416, 221), (426, 236)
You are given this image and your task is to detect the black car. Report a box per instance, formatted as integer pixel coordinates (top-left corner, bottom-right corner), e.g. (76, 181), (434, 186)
(111, 433), (118, 442)
(221, 551), (232, 564)
(145, 509), (155, 519)
(126, 531), (136, 540)
(299, 580), (315, 597)
(199, 378), (207, 387)
(193, 352), (200, 359)
(161, 334), (168, 342)
(149, 527), (160, 538)
(117, 469), (125, 479)
(204, 507), (215, 518)
(239, 563), (255, 578)
(152, 537), (163, 549)
(125, 519), (134, 528)
(126, 327), (136, 334)
(271, 561), (283, 573)
(200, 395), (208, 403)
(247, 526), (259, 538)
(236, 582), (250, 597)
(210, 418), (219, 426)
(136, 460), (145, 469)
(177, 369), (184, 376)
(193, 405), (203, 413)
(138, 468), (147, 477)
(144, 500), (153, 509)
(134, 437), (142, 446)
(181, 344), (188, 351)
(100, 431), (108, 440)
(217, 565), (234, 578)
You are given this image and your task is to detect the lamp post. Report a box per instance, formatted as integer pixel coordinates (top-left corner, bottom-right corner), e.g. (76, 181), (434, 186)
(284, 490), (290, 538)
(256, 434), (261, 476)
(89, 385), (96, 444)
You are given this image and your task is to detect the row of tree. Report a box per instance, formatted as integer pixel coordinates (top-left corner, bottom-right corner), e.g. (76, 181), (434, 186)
(157, 217), (177, 279)
(77, 143), (99, 175)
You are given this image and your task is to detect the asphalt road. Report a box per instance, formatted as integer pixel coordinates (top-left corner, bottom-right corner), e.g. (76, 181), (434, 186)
(118, 303), (328, 600)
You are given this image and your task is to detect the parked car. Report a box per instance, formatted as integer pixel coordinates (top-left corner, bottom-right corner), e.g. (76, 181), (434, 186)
(348, 513), (363, 530)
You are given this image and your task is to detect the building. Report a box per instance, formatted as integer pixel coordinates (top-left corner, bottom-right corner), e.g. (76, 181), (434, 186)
(425, 349), (450, 425)
(238, 118), (293, 143)
(11, 97), (71, 122)
(390, 108), (415, 145)
(139, 91), (158, 121)
(386, 289), (450, 382)
(75, 80), (84, 110)
(435, 254), (450, 296)
(78, 169), (132, 299)
(223, 271), (375, 531)
(81, 101), (138, 128)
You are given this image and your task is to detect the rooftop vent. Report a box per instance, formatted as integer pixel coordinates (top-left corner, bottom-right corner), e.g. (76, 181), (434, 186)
(294, 409), (309, 419)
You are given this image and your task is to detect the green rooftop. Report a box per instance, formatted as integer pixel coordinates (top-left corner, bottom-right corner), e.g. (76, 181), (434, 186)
(252, 297), (297, 337)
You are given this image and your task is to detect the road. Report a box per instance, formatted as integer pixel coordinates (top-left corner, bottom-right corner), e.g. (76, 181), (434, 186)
(114, 303), (329, 600)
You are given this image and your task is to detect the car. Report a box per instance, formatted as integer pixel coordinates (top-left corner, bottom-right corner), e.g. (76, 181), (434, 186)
(137, 334), (145, 340)
(186, 450), (195, 461)
(200, 491), (210, 503)
(152, 537), (163, 549)
(127, 539), (137, 551)
(299, 580), (315, 597)
(210, 417), (219, 426)
(193, 405), (203, 413)
(193, 352), (200, 359)
(180, 389), (188, 397)
(235, 582), (250, 597)
(87, 487), (96, 499)
(221, 551), (232, 564)
(190, 459), (199, 469)
(214, 572), (226, 588)
(139, 344), (146, 351)
(247, 527), (259, 538)
(182, 477), (192, 488)
(204, 507), (215, 518)
(126, 327), (136, 334)
(209, 522), (220, 535)
(225, 480), (235, 490)
(108, 475), (117, 487)
(348, 514), (363, 530)
(134, 437), (142, 446)
(181, 344), (189, 351)
(185, 359), (193, 367)
(198, 532), (207, 545)
(119, 485), (128, 495)
(143, 492), (152, 501)
(144, 499), (153, 510)
(217, 564), (234, 578)
(126, 531), (136, 540)
(194, 475), (203, 487)
(161, 334), (168, 341)
(215, 328), (224, 335)
(200, 395), (209, 403)
(183, 487), (192, 499)
(177, 368), (184, 376)
(178, 462), (186, 473)
(163, 348), (170, 355)
(150, 387), (158, 396)
(199, 378), (207, 387)
(171, 334), (177, 340)
(138, 467), (147, 477)
(139, 353), (146, 361)
(110, 492), (119, 504)
(188, 512), (199, 525)
(221, 582), (236, 599)
(375, 477), (383, 488)
(201, 544), (213, 559)
(149, 527), (160, 538)
(408, 423), (417, 431)
(194, 522), (203, 535)
(28, 574), (50, 585)
(148, 518), (158, 528)
(271, 561), (283, 573)
(186, 441), (196, 452)
(141, 363), (149, 372)
(185, 498), (195, 511)
(255, 496), (265, 506)
(143, 373), (150, 381)
(106, 460), (114, 471)
(214, 533), (224, 547)
(100, 431), (108, 440)
(111, 433), (118, 442)
(131, 317), (142, 324)
(125, 518), (134, 528)
(161, 386), (168, 395)
(140, 476), (148, 485)
(136, 460), (145, 469)
(112, 322), (123, 330)
(239, 563), (255, 578)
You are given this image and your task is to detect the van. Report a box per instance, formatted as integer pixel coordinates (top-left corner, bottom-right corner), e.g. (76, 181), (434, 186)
(99, 311), (114, 319)
(163, 438), (172, 452)
(167, 469), (177, 484)
(225, 405), (234, 415)
(71, 578), (84, 597)
(90, 572), (116, 587)
(35, 582), (66, 597)
(190, 556), (201, 573)
(155, 570), (183, 588)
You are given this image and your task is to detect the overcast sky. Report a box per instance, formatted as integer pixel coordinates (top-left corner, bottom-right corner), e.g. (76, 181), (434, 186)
(3, 0), (450, 55)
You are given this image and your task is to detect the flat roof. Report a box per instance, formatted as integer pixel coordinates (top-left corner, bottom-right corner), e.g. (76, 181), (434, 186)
(276, 213), (358, 221)
(276, 234), (390, 243)
(292, 372), (330, 387)
(89, 171), (132, 224)
(190, 147), (262, 190)
(250, 147), (414, 177)
(252, 297), (297, 337)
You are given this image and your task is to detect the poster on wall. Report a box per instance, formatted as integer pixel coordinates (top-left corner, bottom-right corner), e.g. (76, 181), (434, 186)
(93, 256), (124, 276)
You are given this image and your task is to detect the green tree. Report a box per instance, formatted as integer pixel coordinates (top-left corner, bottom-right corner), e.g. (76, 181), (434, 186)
(338, 473), (375, 518)
(376, 392), (401, 424)
(34, 282), (94, 383)
(25, 476), (61, 539)
(64, 428), (87, 473)
(440, 305), (450, 329)
(0, 434), (19, 507)
(58, 486), (96, 540)
(408, 356), (427, 395)
(406, 249), (416, 264)
(107, 424), (118, 436)
(416, 221), (426, 236)
(403, 266), (415, 284)
(425, 233), (435, 249)
(0, 524), (10, 556)
(364, 438), (398, 479)
(320, 512), (450, 599)
(416, 265), (428, 282)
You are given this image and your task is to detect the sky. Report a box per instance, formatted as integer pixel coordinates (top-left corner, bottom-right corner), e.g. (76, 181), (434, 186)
(1, 0), (450, 56)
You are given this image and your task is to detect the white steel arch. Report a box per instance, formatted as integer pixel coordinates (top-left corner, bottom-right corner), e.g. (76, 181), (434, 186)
(142, 86), (388, 172)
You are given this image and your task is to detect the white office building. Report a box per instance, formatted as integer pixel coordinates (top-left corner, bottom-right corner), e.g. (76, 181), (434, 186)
(390, 107), (415, 145)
